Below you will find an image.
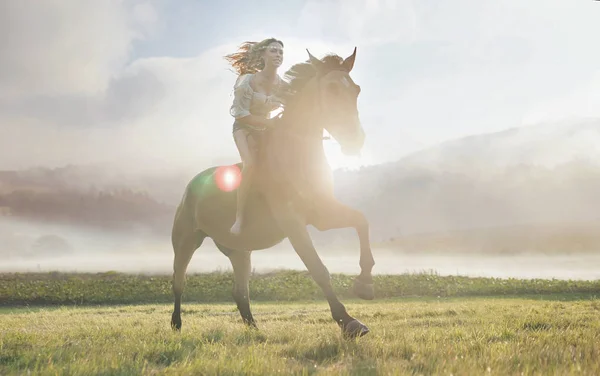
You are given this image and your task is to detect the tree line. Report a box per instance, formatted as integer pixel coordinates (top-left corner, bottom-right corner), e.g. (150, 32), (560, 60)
(0, 187), (175, 232)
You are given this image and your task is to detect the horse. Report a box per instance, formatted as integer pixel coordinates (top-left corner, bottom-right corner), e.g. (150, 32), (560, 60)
(170, 47), (375, 338)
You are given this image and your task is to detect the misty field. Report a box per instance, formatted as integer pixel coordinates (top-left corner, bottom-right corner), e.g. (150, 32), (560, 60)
(2, 272), (600, 375)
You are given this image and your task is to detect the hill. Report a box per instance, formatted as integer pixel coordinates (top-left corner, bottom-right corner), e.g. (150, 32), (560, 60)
(393, 118), (600, 173)
(332, 119), (600, 239)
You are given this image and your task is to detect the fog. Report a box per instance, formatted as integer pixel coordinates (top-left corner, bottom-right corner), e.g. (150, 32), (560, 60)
(3, 240), (600, 281)
(2, 217), (599, 281)
(3, 122), (600, 282)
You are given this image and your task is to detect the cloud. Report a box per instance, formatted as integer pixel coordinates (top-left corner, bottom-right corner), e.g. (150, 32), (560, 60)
(0, 66), (166, 130)
(100, 37), (366, 173)
(0, 0), (182, 171)
(0, 45), (237, 171)
(522, 71), (600, 126)
(0, 26), (371, 172)
(297, 0), (417, 46)
(353, 0), (600, 162)
(3, 0), (600, 174)
(0, 0), (158, 100)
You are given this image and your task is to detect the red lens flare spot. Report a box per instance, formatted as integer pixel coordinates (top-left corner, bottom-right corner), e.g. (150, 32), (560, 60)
(214, 165), (241, 192)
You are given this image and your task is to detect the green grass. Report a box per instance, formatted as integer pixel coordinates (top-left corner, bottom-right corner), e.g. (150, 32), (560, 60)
(1, 296), (600, 375)
(2, 270), (600, 307)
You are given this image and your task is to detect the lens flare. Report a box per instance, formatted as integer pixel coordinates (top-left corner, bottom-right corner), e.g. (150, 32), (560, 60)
(214, 165), (241, 192)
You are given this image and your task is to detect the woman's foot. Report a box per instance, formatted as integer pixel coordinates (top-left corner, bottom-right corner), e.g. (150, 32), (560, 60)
(230, 216), (243, 235)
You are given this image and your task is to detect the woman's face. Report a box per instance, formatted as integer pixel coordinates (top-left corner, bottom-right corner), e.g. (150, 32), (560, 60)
(262, 42), (284, 68)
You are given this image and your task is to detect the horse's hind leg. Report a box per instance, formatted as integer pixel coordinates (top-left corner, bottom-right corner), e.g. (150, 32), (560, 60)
(215, 244), (256, 328)
(171, 221), (205, 331)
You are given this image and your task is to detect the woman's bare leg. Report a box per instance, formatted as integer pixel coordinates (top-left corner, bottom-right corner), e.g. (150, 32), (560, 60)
(231, 129), (256, 235)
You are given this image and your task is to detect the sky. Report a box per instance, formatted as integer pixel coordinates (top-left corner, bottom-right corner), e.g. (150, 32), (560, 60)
(2, 0), (600, 173)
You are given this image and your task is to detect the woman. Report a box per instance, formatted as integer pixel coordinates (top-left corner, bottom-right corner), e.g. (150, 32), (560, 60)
(224, 38), (288, 235)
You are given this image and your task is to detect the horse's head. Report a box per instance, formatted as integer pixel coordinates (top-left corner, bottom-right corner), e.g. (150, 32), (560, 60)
(307, 48), (365, 156)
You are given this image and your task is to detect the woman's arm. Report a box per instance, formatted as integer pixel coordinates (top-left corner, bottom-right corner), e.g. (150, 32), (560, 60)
(235, 114), (277, 129)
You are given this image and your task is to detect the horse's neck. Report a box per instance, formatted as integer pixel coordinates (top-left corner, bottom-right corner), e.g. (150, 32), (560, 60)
(280, 82), (322, 139)
(264, 85), (329, 198)
(263, 89), (326, 188)
(278, 102), (323, 153)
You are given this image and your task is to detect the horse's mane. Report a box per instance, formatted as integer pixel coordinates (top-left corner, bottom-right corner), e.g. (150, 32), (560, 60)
(282, 54), (346, 105)
(263, 54), (347, 187)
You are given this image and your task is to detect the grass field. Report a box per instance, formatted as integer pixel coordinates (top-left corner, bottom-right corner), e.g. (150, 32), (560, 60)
(2, 296), (600, 375)
(1, 272), (600, 375)
(2, 270), (600, 306)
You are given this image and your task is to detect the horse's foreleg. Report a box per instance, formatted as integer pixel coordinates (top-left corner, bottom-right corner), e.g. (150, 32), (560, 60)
(271, 205), (369, 338)
(310, 200), (375, 300)
(171, 211), (205, 331)
(216, 244), (257, 328)
(171, 240), (202, 331)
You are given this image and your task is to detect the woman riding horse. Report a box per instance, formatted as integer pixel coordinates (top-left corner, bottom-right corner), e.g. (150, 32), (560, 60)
(224, 38), (289, 236)
(170, 43), (375, 338)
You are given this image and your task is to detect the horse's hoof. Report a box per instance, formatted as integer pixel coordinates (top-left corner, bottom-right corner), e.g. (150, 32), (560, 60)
(171, 313), (182, 331)
(342, 319), (370, 339)
(353, 278), (375, 300)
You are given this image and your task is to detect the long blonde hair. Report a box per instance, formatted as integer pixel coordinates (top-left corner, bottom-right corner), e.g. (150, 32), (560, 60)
(224, 38), (284, 75)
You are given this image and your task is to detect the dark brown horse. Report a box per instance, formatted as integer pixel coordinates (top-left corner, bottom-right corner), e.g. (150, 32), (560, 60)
(170, 48), (375, 338)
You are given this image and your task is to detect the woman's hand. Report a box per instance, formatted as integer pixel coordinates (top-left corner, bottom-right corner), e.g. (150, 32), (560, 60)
(265, 113), (283, 128)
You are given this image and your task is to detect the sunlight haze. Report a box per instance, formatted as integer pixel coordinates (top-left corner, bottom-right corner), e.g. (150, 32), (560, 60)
(4, 4), (600, 374)
(2, 0), (600, 280)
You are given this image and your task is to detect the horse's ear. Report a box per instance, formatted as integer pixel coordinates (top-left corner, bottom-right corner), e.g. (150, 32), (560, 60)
(306, 49), (324, 69)
(342, 47), (357, 72)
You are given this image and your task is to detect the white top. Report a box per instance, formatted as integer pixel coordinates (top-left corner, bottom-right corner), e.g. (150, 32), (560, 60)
(229, 73), (287, 120)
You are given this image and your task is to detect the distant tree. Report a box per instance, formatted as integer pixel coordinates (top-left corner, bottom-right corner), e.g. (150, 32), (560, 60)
(31, 234), (73, 254)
